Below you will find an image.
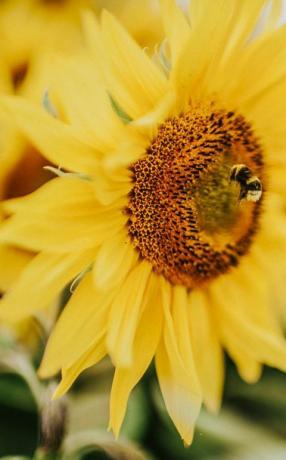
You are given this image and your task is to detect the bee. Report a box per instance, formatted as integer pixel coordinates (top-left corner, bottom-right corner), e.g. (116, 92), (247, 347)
(230, 164), (262, 202)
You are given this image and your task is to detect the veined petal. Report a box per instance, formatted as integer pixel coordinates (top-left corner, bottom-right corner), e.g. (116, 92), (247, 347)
(53, 338), (107, 398)
(175, 0), (266, 102)
(4, 176), (98, 217)
(229, 25), (286, 108)
(92, 166), (132, 205)
(173, 0), (238, 100)
(0, 250), (95, 322)
(82, 10), (106, 71)
(0, 208), (125, 253)
(100, 11), (168, 119)
(220, 330), (262, 383)
(228, 261), (282, 336)
(0, 96), (99, 174)
(242, 81), (286, 152)
(209, 0), (268, 92)
(155, 341), (201, 446)
(93, 232), (138, 291)
(39, 272), (114, 378)
(210, 279), (286, 372)
(264, 0), (284, 32)
(171, 286), (200, 387)
(52, 56), (127, 150)
(155, 278), (202, 446)
(188, 290), (224, 413)
(107, 261), (152, 367)
(83, 10), (170, 125)
(160, 0), (191, 68)
(109, 273), (163, 436)
(188, 0), (265, 62)
(130, 90), (177, 139)
(102, 132), (148, 169)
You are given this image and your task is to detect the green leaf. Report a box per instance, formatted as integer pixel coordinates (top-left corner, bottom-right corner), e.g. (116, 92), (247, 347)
(0, 374), (37, 412)
(0, 347), (43, 407)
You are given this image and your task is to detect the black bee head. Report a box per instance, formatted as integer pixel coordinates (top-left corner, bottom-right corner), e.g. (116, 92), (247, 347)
(246, 178), (262, 191)
(230, 164), (252, 183)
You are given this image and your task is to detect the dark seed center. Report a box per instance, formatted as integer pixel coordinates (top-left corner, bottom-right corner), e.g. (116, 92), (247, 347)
(127, 104), (264, 288)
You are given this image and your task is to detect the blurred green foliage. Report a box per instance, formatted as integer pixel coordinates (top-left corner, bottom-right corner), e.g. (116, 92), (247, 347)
(0, 346), (286, 460)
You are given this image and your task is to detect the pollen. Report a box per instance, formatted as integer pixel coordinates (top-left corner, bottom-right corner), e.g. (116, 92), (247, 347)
(127, 104), (264, 288)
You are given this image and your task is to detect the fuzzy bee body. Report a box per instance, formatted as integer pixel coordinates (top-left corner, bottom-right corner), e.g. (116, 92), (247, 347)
(230, 164), (262, 202)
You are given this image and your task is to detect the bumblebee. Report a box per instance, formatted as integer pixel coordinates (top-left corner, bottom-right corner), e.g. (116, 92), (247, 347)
(230, 164), (262, 202)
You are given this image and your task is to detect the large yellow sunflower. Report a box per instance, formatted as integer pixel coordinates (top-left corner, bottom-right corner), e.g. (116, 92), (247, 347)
(1, 0), (286, 445)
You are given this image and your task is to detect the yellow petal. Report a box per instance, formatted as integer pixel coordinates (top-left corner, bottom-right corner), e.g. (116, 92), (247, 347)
(233, 26), (286, 109)
(2, 176), (127, 253)
(211, 279), (262, 383)
(171, 286), (201, 388)
(0, 244), (31, 292)
(102, 132), (148, 169)
(155, 278), (202, 445)
(107, 261), (152, 367)
(93, 232), (138, 290)
(188, 0), (265, 64)
(175, 0), (266, 102)
(39, 272), (114, 378)
(0, 208), (125, 253)
(210, 277), (286, 372)
(264, 0), (283, 33)
(82, 11), (165, 139)
(221, 332), (262, 384)
(0, 96), (99, 174)
(4, 176), (98, 217)
(53, 338), (107, 398)
(85, 10), (168, 119)
(188, 290), (224, 413)
(91, 166), (132, 205)
(229, 261), (282, 336)
(52, 56), (127, 150)
(130, 89), (176, 140)
(109, 273), (163, 436)
(155, 341), (201, 446)
(0, 249), (95, 322)
(160, 0), (191, 67)
(82, 10), (106, 70)
(174, 0), (237, 99)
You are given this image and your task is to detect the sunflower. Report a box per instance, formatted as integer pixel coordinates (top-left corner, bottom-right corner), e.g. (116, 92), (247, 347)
(1, 0), (286, 445)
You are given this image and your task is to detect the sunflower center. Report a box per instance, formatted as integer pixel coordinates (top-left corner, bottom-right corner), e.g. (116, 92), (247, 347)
(127, 105), (264, 288)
